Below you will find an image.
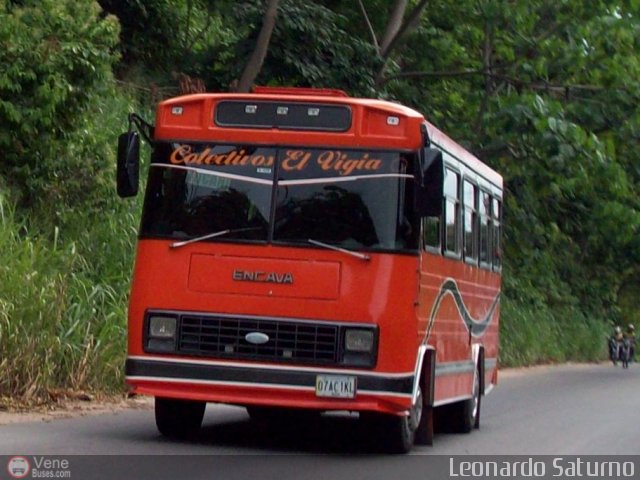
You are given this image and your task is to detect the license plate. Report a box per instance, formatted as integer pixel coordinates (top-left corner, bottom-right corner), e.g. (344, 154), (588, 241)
(315, 375), (356, 398)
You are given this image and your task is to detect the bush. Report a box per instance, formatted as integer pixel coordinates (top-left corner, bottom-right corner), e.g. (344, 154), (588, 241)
(0, 0), (146, 400)
(0, 180), (140, 400)
(0, 0), (120, 208)
(500, 297), (609, 367)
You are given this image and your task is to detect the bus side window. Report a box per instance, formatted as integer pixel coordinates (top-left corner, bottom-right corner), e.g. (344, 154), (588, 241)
(492, 197), (502, 270)
(443, 168), (461, 256)
(463, 180), (478, 263)
(479, 190), (492, 268)
(423, 215), (441, 251)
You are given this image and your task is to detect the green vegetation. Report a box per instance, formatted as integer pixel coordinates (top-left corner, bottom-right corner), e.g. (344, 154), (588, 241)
(1, 0), (639, 401)
(0, 194), (131, 398)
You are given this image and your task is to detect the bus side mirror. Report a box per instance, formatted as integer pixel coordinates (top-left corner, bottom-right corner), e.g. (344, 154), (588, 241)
(117, 132), (140, 198)
(416, 148), (443, 217)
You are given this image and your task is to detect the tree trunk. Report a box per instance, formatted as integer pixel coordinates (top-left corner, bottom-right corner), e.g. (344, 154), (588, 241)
(379, 0), (408, 57)
(375, 0), (429, 86)
(474, 20), (493, 133)
(236, 0), (280, 93)
(356, 0), (380, 52)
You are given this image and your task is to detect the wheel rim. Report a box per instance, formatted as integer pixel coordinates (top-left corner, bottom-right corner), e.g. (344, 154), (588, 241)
(409, 386), (423, 431)
(471, 371), (480, 419)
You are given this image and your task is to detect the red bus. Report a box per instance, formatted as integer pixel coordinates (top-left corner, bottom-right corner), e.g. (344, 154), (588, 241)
(117, 87), (503, 453)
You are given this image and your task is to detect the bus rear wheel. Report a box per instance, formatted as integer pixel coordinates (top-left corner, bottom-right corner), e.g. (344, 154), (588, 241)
(155, 397), (206, 439)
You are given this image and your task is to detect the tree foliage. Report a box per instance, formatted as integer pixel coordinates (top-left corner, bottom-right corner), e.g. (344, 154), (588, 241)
(373, 0), (640, 321)
(0, 0), (120, 209)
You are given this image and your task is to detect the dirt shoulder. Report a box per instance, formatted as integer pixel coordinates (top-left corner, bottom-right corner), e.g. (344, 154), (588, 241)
(0, 395), (152, 426)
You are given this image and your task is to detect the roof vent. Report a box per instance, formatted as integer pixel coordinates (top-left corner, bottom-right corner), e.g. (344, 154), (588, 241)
(252, 86), (349, 97)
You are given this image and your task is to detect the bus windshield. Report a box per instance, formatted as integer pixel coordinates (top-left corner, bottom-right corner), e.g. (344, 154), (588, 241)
(273, 148), (418, 251)
(140, 143), (419, 252)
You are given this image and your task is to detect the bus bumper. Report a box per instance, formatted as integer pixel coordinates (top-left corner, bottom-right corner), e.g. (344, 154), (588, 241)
(125, 355), (414, 415)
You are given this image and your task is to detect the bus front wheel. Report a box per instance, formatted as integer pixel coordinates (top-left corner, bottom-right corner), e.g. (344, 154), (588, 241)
(155, 397), (206, 439)
(362, 386), (422, 454)
(451, 366), (481, 433)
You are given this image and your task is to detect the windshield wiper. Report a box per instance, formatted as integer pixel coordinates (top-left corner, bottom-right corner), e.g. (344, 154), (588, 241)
(169, 227), (262, 249)
(307, 239), (371, 261)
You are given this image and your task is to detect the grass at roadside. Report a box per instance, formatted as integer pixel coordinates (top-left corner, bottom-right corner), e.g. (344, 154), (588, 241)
(0, 192), (136, 402)
(499, 298), (609, 366)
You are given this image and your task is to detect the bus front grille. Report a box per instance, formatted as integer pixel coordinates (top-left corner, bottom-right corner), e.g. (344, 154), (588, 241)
(177, 314), (340, 365)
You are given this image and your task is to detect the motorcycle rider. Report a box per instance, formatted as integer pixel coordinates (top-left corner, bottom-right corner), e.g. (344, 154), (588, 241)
(609, 326), (624, 365)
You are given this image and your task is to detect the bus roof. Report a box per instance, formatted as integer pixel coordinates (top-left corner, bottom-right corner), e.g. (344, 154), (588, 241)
(153, 89), (502, 188)
(427, 123), (503, 190)
(154, 91), (425, 150)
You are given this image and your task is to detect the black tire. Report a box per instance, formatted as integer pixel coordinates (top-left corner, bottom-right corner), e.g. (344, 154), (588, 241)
(155, 397), (206, 439)
(360, 412), (414, 454)
(361, 388), (422, 454)
(474, 372), (482, 430)
(450, 366), (481, 433)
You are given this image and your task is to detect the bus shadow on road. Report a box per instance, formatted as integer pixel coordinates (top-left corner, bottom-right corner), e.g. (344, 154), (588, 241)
(154, 409), (461, 454)
(187, 412), (381, 454)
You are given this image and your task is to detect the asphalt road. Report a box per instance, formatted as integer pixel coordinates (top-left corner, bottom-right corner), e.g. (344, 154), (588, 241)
(1, 363), (639, 479)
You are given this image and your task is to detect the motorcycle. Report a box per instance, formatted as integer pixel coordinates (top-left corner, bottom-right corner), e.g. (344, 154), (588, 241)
(608, 333), (636, 368)
(620, 338), (632, 369)
(608, 336), (621, 366)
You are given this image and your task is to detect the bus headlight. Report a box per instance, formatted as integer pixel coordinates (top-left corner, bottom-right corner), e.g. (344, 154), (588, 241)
(149, 316), (177, 338)
(146, 315), (177, 352)
(345, 329), (374, 353)
(342, 328), (377, 367)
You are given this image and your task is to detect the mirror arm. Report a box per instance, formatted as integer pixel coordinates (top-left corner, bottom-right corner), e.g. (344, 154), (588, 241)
(128, 113), (154, 144)
(418, 124), (433, 186)
(420, 123), (431, 147)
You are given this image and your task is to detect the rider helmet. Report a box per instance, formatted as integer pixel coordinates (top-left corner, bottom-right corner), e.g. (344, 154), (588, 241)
(628, 324), (635, 332)
(615, 326), (622, 334)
